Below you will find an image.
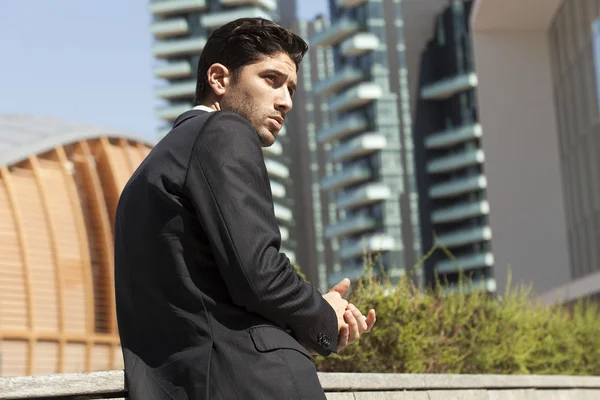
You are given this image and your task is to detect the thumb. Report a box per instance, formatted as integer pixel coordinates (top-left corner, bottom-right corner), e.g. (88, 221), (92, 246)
(330, 278), (351, 296)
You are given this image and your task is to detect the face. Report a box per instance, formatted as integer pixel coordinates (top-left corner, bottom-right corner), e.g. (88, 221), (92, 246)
(220, 53), (297, 147)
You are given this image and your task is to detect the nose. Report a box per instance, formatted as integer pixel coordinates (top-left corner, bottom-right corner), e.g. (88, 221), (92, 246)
(275, 86), (293, 114)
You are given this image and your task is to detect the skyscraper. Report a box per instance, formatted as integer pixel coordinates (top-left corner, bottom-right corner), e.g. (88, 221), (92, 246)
(149, 0), (297, 261)
(415, 0), (495, 292)
(472, 0), (600, 301)
(279, 2), (338, 291)
(306, 0), (451, 285)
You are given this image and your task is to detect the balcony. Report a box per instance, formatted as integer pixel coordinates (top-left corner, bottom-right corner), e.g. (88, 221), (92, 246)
(274, 203), (293, 222)
(201, 7), (271, 29)
(429, 175), (487, 199)
(156, 103), (192, 121)
(330, 133), (386, 163)
(330, 83), (382, 113)
(310, 18), (361, 47)
(151, 18), (189, 39)
(264, 159), (289, 179)
(432, 200), (490, 224)
(427, 149), (485, 174)
(421, 72), (478, 100)
(337, 183), (391, 209)
(436, 251), (494, 274)
(340, 33), (380, 57)
(317, 115), (368, 144)
(444, 277), (497, 295)
(155, 80), (196, 100)
(320, 164), (372, 191)
(325, 214), (376, 239)
(314, 67), (365, 96)
(153, 61), (193, 79)
(220, 0), (277, 10)
(336, 0), (367, 8)
(327, 263), (367, 287)
(153, 37), (207, 59)
(150, 0), (207, 16)
(425, 123), (483, 149)
(270, 180), (286, 198)
(436, 226), (492, 248)
(262, 140), (283, 156)
(339, 235), (395, 260)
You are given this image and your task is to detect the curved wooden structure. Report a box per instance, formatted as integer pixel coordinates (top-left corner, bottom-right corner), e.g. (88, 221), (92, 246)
(0, 134), (152, 376)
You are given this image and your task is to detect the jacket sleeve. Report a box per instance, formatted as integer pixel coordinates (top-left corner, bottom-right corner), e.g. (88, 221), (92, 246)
(184, 111), (339, 356)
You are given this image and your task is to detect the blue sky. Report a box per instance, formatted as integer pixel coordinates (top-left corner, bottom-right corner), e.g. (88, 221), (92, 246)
(0, 0), (328, 139)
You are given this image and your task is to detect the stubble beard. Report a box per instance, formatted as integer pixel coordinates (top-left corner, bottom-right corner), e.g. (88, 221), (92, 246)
(221, 92), (274, 147)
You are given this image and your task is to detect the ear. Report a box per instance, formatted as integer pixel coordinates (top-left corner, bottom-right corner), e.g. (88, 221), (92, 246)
(206, 63), (232, 97)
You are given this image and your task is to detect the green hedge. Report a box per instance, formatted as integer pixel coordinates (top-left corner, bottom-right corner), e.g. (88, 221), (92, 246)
(312, 265), (600, 375)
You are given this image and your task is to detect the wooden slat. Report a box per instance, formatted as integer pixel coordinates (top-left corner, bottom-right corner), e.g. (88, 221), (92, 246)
(32, 341), (58, 376)
(0, 340), (28, 377)
(29, 156), (65, 373)
(37, 158), (86, 335)
(96, 138), (127, 367)
(1, 330), (118, 344)
(79, 141), (118, 368)
(11, 167), (59, 335)
(95, 138), (121, 231)
(90, 344), (111, 372)
(71, 148), (111, 337)
(118, 139), (136, 174)
(0, 167), (35, 374)
(55, 146), (95, 372)
(137, 143), (151, 159)
(0, 174), (27, 331)
(63, 342), (86, 373)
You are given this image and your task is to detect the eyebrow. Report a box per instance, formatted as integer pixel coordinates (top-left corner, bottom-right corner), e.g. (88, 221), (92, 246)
(263, 69), (297, 92)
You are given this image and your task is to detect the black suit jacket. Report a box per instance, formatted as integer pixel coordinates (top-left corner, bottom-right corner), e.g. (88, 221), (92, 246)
(114, 110), (339, 399)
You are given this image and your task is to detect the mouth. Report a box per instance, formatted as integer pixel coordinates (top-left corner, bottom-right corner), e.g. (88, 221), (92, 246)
(269, 116), (284, 132)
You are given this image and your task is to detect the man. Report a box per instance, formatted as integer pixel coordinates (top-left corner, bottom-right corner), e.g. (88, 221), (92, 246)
(115, 18), (376, 399)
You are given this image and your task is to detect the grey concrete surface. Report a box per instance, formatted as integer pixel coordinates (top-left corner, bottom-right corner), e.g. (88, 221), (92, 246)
(2, 371), (600, 399)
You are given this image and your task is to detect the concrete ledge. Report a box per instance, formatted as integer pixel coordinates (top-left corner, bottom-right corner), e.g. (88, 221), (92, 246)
(318, 372), (600, 390)
(2, 370), (600, 399)
(0, 370), (125, 399)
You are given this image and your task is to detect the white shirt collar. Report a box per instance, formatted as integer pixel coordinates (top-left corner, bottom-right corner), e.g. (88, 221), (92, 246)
(192, 105), (216, 113)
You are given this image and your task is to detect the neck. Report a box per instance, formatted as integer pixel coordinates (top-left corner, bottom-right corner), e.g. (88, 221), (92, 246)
(200, 99), (222, 111)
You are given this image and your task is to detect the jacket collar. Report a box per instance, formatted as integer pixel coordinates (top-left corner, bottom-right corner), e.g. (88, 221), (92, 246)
(172, 109), (207, 129)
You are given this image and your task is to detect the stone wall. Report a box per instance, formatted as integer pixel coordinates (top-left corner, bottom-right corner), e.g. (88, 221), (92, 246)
(1, 370), (600, 399)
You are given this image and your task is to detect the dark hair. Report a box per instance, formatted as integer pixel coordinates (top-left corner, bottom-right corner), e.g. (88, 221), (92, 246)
(193, 18), (308, 105)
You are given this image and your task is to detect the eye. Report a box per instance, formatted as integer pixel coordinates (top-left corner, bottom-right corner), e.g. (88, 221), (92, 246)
(288, 88), (295, 97)
(265, 75), (276, 83)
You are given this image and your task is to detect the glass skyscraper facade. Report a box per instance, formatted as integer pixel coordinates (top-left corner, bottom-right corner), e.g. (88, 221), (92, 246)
(310, 0), (423, 285)
(415, 0), (495, 292)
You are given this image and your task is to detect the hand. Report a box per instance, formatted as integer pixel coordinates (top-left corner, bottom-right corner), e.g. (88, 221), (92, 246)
(337, 303), (376, 353)
(322, 278), (350, 333)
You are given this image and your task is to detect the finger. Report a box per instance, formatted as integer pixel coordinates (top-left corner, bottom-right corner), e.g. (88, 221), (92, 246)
(330, 278), (351, 296)
(345, 309), (360, 343)
(348, 304), (368, 332)
(365, 309), (376, 332)
(338, 323), (349, 352)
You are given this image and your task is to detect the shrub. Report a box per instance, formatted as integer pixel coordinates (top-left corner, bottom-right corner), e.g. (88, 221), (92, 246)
(313, 253), (600, 375)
